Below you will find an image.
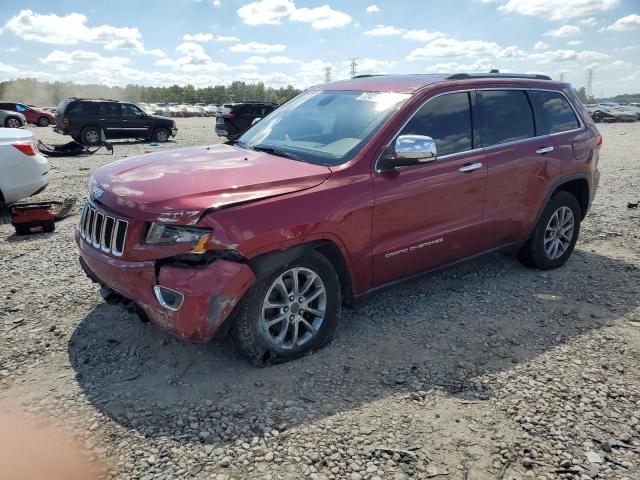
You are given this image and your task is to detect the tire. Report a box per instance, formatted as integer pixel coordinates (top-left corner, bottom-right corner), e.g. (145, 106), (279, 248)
(231, 250), (341, 366)
(81, 126), (101, 145)
(4, 117), (22, 128)
(37, 116), (50, 127)
(518, 191), (581, 270)
(152, 127), (170, 142)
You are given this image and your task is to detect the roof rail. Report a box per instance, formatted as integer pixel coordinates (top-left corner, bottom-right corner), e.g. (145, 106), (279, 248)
(447, 73), (552, 81)
(351, 74), (387, 79)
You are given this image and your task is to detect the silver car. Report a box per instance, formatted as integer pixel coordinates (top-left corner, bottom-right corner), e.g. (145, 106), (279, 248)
(0, 109), (26, 128)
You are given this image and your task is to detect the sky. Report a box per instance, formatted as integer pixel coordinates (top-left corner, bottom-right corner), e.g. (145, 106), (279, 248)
(0, 0), (639, 96)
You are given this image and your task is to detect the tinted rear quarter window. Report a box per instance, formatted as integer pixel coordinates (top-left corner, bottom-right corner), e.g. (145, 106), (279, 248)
(479, 90), (534, 147)
(529, 90), (580, 134)
(401, 92), (473, 156)
(67, 102), (101, 115)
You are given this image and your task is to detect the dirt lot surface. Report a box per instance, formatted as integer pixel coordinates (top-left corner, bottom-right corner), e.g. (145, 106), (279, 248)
(1, 119), (639, 480)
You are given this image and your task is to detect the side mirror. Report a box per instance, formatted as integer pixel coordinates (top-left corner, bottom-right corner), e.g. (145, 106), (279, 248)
(251, 117), (262, 126)
(377, 135), (437, 172)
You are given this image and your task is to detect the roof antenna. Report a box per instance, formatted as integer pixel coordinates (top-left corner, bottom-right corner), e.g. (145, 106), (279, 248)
(489, 69), (500, 73)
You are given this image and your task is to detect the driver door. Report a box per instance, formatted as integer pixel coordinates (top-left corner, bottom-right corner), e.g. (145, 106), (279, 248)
(121, 104), (150, 137)
(371, 91), (487, 286)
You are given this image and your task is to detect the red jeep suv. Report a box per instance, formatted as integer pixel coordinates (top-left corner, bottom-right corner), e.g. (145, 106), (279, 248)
(77, 73), (601, 365)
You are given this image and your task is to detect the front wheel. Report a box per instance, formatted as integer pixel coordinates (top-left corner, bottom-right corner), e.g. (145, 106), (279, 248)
(518, 191), (581, 270)
(5, 117), (21, 128)
(37, 116), (50, 127)
(231, 251), (341, 366)
(152, 127), (170, 142)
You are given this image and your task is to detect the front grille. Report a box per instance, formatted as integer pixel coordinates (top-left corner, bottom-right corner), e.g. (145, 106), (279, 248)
(79, 202), (128, 257)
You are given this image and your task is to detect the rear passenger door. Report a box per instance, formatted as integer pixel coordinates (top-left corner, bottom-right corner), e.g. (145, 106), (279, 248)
(100, 103), (122, 138)
(479, 89), (563, 248)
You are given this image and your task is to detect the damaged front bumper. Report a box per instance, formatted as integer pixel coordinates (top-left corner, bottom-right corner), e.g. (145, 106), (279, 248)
(77, 232), (255, 342)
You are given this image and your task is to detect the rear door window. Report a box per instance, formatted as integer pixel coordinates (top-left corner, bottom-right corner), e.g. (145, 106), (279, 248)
(478, 90), (535, 147)
(67, 102), (101, 115)
(528, 90), (580, 134)
(400, 92), (473, 157)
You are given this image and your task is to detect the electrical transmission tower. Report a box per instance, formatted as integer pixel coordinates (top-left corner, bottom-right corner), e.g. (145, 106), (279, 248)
(586, 68), (594, 102)
(349, 57), (359, 78)
(559, 72), (566, 82)
(324, 66), (332, 83)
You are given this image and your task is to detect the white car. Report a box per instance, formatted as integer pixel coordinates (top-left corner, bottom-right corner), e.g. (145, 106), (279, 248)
(0, 109), (27, 128)
(0, 129), (49, 204)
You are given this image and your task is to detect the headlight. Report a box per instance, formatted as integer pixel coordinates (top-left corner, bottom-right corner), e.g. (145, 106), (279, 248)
(146, 223), (211, 250)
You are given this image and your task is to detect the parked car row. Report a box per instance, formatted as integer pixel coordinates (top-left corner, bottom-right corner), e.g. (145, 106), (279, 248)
(139, 102), (220, 117)
(584, 103), (640, 122)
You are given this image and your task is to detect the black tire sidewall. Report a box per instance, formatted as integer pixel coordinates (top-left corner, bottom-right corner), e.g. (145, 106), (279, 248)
(524, 191), (581, 270)
(81, 126), (100, 145)
(232, 251), (341, 365)
(153, 127), (170, 142)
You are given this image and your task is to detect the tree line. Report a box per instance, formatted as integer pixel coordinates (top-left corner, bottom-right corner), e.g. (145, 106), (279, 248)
(0, 78), (302, 107)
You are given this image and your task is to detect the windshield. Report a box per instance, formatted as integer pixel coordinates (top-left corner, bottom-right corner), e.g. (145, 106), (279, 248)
(237, 90), (410, 166)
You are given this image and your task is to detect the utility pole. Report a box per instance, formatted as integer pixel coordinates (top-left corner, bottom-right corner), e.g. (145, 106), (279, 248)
(586, 68), (594, 103)
(324, 66), (332, 83)
(349, 57), (359, 78)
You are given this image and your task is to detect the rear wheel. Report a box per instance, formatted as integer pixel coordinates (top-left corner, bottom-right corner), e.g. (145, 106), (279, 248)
(152, 127), (170, 142)
(81, 126), (101, 145)
(37, 116), (50, 127)
(231, 251), (341, 366)
(5, 117), (21, 128)
(518, 191), (581, 270)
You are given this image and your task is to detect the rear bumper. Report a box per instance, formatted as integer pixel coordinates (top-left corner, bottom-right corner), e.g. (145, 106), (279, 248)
(77, 231), (256, 342)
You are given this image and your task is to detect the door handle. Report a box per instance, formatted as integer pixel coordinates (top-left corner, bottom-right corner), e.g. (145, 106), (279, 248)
(536, 146), (554, 154)
(99, 118), (106, 121)
(459, 162), (483, 173)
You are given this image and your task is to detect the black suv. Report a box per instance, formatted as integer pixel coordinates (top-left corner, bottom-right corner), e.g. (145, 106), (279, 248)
(54, 99), (177, 145)
(215, 101), (278, 140)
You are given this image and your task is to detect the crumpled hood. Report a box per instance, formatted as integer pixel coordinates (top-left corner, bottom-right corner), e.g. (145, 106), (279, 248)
(91, 144), (331, 223)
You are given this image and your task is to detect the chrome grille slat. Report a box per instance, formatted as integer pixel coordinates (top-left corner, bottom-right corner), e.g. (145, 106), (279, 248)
(78, 203), (128, 257)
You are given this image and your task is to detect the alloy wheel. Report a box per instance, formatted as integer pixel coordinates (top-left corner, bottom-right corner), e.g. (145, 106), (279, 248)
(544, 206), (575, 260)
(7, 118), (20, 128)
(260, 267), (327, 349)
(85, 130), (100, 144)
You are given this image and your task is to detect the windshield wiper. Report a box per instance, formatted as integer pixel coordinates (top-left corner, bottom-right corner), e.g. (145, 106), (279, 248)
(252, 144), (302, 161)
(231, 139), (254, 150)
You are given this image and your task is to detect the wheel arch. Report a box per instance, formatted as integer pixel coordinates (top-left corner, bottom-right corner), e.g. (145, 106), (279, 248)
(247, 239), (354, 306)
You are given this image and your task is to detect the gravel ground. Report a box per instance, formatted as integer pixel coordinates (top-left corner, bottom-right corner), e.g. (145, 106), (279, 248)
(1, 118), (639, 480)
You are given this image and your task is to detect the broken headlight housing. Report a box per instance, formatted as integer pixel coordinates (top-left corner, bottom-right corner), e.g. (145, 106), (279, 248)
(146, 223), (211, 249)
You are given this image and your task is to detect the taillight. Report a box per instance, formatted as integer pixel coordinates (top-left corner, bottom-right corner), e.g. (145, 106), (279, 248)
(596, 134), (603, 147)
(12, 142), (37, 156)
(63, 116), (69, 128)
(224, 113), (235, 119)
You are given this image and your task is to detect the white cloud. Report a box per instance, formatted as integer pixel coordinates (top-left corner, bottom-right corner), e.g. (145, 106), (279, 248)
(425, 59), (497, 73)
(497, 0), (619, 21)
(245, 54), (298, 64)
(402, 29), (445, 42)
(4, 9), (164, 56)
(407, 37), (524, 60)
(528, 48), (609, 63)
(213, 0), (221, 5)
(534, 41), (549, 50)
(217, 35), (239, 42)
(182, 33), (239, 43)
(236, 71), (297, 86)
(604, 14), (640, 32)
(246, 55), (268, 64)
(366, 4), (380, 13)
(237, 0), (351, 29)
(579, 17), (598, 26)
(610, 60), (629, 68)
(544, 25), (581, 37)
(229, 41), (286, 54)
(183, 33), (214, 42)
(344, 57), (397, 74)
(0, 61), (20, 76)
(567, 40), (582, 46)
(363, 24), (404, 36)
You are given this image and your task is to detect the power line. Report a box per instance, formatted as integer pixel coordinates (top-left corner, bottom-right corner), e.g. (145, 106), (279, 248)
(586, 68), (595, 103)
(349, 57), (359, 78)
(324, 66), (332, 83)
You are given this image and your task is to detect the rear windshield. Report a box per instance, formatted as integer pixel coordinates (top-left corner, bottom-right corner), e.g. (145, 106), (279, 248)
(56, 99), (73, 115)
